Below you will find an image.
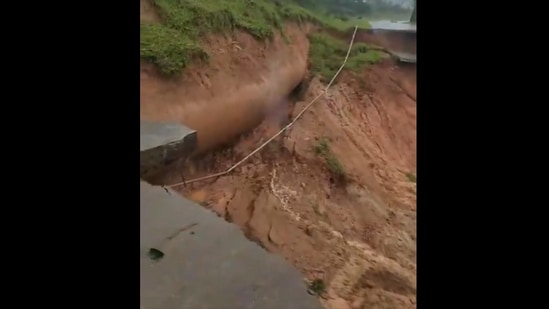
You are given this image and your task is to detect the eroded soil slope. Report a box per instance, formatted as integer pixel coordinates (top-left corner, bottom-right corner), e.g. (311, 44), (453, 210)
(141, 5), (416, 308)
(141, 22), (314, 153)
(155, 62), (416, 309)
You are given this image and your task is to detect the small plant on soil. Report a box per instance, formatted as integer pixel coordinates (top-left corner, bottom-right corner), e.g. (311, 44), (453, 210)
(314, 138), (346, 180)
(314, 137), (330, 156)
(325, 155), (345, 179)
(307, 278), (326, 295)
(406, 172), (416, 183)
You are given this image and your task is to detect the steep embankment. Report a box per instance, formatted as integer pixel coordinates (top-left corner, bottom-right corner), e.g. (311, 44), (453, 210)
(141, 1), (416, 309)
(140, 0), (378, 154)
(169, 62), (417, 309)
(141, 22), (313, 153)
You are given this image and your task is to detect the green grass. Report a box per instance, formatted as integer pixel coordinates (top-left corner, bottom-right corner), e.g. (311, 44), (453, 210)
(141, 0), (284, 75)
(140, 24), (208, 76)
(309, 33), (387, 82)
(314, 137), (330, 156)
(140, 0), (373, 76)
(406, 172), (416, 183)
(314, 138), (345, 179)
(307, 278), (326, 295)
(141, 0), (317, 76)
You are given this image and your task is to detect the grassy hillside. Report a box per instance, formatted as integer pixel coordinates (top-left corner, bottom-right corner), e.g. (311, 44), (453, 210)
(140, 0), (381, 78)
(309, 33), (387, 82)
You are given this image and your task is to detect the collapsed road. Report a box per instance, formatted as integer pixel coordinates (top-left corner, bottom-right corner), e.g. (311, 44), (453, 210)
(140, 121), (325, 309)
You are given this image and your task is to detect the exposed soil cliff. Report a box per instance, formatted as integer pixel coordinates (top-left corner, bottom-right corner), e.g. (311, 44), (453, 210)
(141, 1), (416, 308)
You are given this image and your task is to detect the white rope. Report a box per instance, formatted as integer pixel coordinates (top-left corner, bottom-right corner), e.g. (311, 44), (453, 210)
(167, 26), (359, 188)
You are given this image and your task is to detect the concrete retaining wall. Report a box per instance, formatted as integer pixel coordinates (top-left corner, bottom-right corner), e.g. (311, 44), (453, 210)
(140, 121), (197, 179)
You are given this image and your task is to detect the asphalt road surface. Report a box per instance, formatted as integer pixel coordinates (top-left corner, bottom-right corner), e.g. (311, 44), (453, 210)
(140, 121), (324, 309)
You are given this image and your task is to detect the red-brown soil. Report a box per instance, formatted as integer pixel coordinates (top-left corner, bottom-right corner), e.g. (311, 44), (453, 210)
(141, 5), (416, 308)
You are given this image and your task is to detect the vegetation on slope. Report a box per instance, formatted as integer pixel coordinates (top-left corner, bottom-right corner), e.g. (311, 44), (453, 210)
(309, 33), (387, 82)
(315, 137), (346, 180)
(140, 0), (387, 78)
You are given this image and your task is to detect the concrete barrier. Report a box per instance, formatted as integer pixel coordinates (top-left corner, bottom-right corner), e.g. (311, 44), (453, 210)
(391, 51), (416, 63)
(140, 121), (197, 179)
